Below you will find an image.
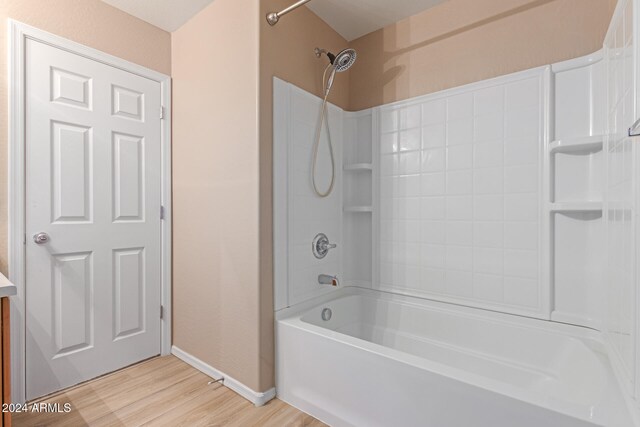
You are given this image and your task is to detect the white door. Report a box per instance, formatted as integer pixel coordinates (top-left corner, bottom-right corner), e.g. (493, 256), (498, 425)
(25, 39), (162, 400)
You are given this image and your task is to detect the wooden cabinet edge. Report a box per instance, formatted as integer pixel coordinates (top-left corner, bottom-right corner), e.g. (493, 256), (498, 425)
(2, 298), (10, 427)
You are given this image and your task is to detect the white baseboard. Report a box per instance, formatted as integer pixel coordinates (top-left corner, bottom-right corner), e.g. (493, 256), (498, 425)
(171, 346), (276, 407)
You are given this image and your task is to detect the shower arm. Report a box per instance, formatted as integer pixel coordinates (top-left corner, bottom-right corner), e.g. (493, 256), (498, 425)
(266, 0), (312, 26)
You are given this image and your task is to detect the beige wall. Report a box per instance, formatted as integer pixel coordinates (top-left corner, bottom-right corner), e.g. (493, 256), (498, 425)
(258, 0), (351, 390)
(0, 0), (171, 276)
(172, 0), (263, 391)
(349, 0), (618, 110)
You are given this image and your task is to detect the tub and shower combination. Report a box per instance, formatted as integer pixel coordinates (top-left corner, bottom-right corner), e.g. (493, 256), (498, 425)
(270, 1), (638, 425)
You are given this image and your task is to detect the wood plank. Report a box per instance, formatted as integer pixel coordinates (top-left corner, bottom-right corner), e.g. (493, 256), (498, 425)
(14, 356), (325, 427)
(2, 298), (10, 427)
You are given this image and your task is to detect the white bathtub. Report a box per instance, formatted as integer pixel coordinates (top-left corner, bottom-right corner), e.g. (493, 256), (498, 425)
(276, 287), (634, 427)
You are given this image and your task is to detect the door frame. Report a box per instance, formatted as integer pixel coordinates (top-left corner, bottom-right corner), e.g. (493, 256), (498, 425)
(7, 19), (173, 404)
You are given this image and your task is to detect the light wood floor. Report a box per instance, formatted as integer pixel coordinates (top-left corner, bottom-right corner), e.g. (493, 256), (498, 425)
(14, 356), (325, 427)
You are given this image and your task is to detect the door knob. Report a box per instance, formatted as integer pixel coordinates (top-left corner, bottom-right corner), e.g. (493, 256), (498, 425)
(33, 232), (50, 244)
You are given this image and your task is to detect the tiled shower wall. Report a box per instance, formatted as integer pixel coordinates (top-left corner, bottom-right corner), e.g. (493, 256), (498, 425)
(377, 69), (545, 316)
(604, 0), (635, 393)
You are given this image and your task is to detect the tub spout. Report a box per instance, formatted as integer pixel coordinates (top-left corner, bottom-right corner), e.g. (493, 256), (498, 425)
(318, 274), (339, 287)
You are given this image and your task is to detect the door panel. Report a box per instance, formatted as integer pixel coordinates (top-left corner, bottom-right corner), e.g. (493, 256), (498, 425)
(52, 252), (93, 355)
(25, 39), (162, 400)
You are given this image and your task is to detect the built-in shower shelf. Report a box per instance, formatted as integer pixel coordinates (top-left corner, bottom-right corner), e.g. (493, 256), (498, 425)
(344, 205), (373, 213)
(550, 202), (603, 212)
(549, 135), (603, 154)
(344, 163), (373, 171)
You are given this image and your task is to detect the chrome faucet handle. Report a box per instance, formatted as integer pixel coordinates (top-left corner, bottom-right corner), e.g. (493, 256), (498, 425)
(321, 242), (337, 250)
(318, 274), (339, 287)
(312, 233), (337, 259)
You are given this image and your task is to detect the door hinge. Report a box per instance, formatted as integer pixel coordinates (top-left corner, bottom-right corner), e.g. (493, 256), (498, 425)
(23, 233), (26, 245)
(160, 205), (165, 220)
(160, 305), (164, 319)
(160, 106), (165, 120)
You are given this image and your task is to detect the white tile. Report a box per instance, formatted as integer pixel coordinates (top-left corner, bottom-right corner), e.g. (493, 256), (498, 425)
(380, 199), (397, 220)
(504, 137), (538, 166)
(446, 221), (472, 245)
(445, 270), (473, 297)
(505, 78), (540, 111)
(421, 197), (446, 220)
(381, 153), (397, 176)
(399, 151), (421, 175)
(447, 119), (473, 146)
(403, 242), (421, 265)
(504, 249), (537, 279)
(380, 244), (394, 264)
(399, 128), (421, 152)
(446, 170), (473, 195)
(421, 220), (446, 243)
(380, 220), (394, 242)
(474, 143), (504, 168)
(474, 195), (504, 221)
(446, 196), (473, 220)
(505, 106), (539, 139)
(407, 265), (422, 287)
(504, 277), (539, 307)
(447, 145), (473, 170)
(381, 109), (399, 132)
(389, 241), (406, 264)
(474, 113), (504, 143)
(394, 264), (420, 288)
(504, 221), (538, 250)
(473, 273), (504, 302)
(380, 132), (399, 154)
(504, 193), (537, 221)
(421, 244), (446, 268)
(473, 247), (503, 275)
(380, 176), (396, 198)
(421, 172), (445, 196)
(474, 86), (504, 116)
(421, 148), (446, 172)
(399, 197), (421, 220)
(447, 92), (474, 120)
(446, 246), (473, 271)
(422, 99), (446, 125)
(400, 104), (422, 129)
(504, 165), (538, 193)
(398, 220), (421, 243)
(422, 123), (446, 148)
(473, 222), (503, 248)
(421, 268), (446, 292)
(474, 167), (503, 194)
(398, 174), (421, 197)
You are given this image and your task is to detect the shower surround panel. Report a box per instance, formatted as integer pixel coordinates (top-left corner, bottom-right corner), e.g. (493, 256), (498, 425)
(377, 68), (547, 317)
(273, 79), (344, 309)
(604, 0), (636, 397)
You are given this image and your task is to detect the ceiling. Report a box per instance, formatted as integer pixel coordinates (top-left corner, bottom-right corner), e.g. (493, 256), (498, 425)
(100, 0), (215, 32)
(305, 0), (449, 41)
(100, 0), (448, 37)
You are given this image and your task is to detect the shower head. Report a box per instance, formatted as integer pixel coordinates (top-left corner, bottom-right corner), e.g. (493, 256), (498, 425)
(315, 48), (357, 72)
(315, 47), (357, 96)
(331, 49), (357, 72)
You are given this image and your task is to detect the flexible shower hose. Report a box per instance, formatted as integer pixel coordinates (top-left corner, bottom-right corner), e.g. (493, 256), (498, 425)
(311, 64), (337, 198)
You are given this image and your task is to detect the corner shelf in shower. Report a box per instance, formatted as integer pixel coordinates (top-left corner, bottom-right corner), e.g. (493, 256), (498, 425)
(549, 135), (603, 154)
(344, 205), (373, 213)
(344, 163), (373, 171)
(550, 201), (603, 213)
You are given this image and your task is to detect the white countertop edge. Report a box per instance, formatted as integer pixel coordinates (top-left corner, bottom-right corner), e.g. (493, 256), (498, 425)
(0, 273), (17, 298)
